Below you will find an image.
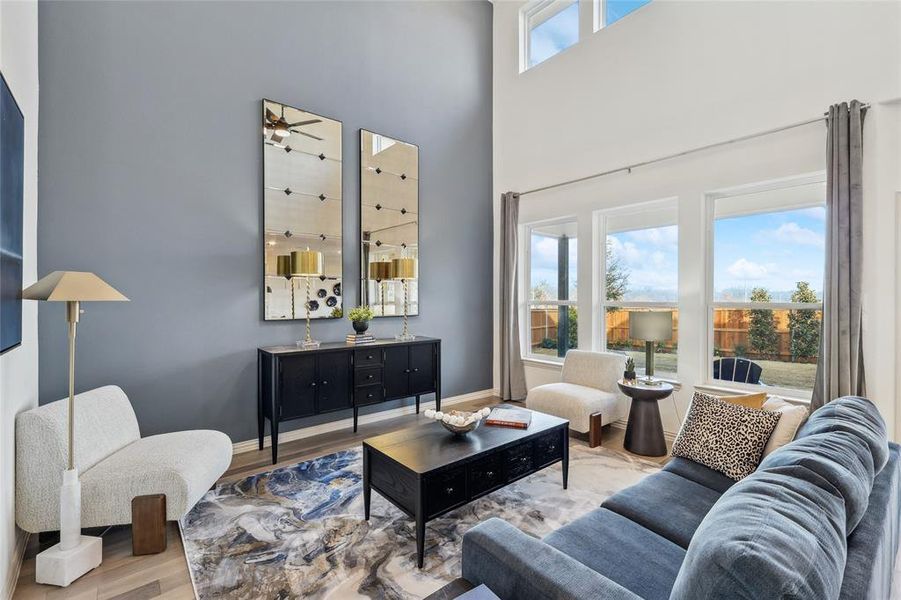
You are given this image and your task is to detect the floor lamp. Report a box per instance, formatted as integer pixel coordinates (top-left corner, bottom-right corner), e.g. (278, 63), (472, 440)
(392, 257), (417, 341)
(22, 271), (128, 587)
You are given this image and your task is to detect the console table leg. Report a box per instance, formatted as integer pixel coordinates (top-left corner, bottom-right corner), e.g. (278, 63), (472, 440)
(270, 419), (279, 465)
(415, 515), (425, 568)
(415, 395), (420, 414)
(562, 428), (569, 489)
(353, 407), (358, 433)
(363, 448), (371, 521)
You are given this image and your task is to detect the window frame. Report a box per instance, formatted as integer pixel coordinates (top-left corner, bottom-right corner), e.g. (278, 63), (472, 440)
(596, 200), (679, 378)
(593, 0), (651, 32)
(522, 216), (580, 363)
(519, 0), (579, 73)
(704, 172), (827, 398)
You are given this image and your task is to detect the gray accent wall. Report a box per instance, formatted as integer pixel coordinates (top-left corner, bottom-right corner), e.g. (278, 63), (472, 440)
(37, 1), (493, 443)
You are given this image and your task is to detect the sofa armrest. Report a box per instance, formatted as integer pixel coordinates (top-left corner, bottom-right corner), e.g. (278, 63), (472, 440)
(462, 518), (642, 600)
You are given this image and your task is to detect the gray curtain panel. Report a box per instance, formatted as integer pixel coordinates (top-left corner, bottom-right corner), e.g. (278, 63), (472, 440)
(811, 100), (867, 410)
(500, 192), (528, 401)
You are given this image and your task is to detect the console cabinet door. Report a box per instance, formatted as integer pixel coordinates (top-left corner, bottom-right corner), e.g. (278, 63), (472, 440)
(280, 355), (317, 419)
(409, 344), (436, 394)
(384, 346), (410, 399)
(316, 351), (352, 413)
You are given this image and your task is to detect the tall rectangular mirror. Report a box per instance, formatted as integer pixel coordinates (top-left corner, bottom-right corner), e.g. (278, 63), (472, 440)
(263, 99), (343, 320)
(360, 130), (419, 317)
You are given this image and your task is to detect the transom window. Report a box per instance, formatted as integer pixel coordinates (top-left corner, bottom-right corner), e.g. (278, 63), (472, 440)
(520, 0), (580, 71)
(595, 0), (652, 31)
(525, 220), (578, 360)
(708, 176), (826, 394)
(600, 202), (678, 376)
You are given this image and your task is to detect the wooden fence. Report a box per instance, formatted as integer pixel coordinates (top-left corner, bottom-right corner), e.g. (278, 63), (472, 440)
(530, 307), (820, 363)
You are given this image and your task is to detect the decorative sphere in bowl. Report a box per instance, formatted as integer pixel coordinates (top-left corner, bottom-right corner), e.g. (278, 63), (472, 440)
(425, 407), (491, 436)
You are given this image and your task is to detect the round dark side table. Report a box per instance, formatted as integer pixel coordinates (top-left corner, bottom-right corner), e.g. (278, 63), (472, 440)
(618, 380), (674, 457)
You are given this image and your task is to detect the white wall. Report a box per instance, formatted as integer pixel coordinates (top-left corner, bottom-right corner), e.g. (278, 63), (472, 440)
(0, 1), (39, 597)
(493, 0), (901, 436)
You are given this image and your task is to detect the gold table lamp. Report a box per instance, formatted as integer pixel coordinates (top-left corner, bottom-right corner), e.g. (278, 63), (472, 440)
(392, 257), (417, 341)
(369, 260), (394, 316)
(276, 254), (295, 319)
(292, 248), (323, 349)
(22, 271), (128, 586)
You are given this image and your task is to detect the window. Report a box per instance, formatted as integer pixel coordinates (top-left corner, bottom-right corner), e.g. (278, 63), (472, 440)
(526, 220), (578, 360)
(601, 204), (678, 376)
(709, 176), (826, 394)
(595, 0), (651, 31)
(521, 0), (580, 71)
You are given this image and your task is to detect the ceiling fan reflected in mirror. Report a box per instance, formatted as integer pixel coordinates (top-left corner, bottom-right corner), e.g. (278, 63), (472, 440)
(263, 106), (323, 142)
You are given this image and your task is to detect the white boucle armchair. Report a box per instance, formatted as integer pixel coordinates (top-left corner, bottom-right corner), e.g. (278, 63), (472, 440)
(526, 351), (627, 447)
(16, 385), (232, 551)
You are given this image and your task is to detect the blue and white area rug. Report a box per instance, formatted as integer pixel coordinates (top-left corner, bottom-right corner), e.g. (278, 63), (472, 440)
(180, 441), (659, 599)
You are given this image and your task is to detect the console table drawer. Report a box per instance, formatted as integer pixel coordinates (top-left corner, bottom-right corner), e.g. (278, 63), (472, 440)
(355, 366), (382, 387)
(534, 430), (563, 467)
(355, 349), (382, 367)
(425, 467), (467, 518)
(355, 384), (384, 407)
(468, 454), (504, 496)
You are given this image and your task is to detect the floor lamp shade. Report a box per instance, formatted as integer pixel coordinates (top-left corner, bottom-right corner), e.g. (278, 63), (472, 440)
(291, 249), (323, 277)
(22, 271), (129, 302)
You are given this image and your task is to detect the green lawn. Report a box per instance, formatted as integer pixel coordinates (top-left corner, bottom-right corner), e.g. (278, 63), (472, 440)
(531, 346), (815, 392)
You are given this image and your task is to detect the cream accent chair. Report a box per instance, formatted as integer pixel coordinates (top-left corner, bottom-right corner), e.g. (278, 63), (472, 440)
(526, 351), (627, 447)
(16, 385), (232, 544)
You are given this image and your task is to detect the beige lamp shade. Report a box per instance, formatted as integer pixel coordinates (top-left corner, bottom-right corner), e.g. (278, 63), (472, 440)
(369, 260), (394, 281)
(22, 271), (129, 302)
(291, 249), (322, 277)
(629, 311), (673, 342)
(276, 255), (292, 279)
(391, 257), (416, 280)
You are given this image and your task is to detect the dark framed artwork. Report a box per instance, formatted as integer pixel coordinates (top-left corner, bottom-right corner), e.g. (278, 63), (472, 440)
(1, 72), (24, 354)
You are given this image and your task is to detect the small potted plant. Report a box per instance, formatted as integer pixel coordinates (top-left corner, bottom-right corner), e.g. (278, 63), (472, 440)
(624, 357), (636, 382)
(347, 305), (374, 334)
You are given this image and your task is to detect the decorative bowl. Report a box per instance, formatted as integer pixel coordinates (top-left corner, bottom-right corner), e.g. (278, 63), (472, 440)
(425, 407), (491, 436)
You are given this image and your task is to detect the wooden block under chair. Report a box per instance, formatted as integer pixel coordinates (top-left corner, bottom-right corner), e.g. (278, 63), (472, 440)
(132, 494), (167, 555)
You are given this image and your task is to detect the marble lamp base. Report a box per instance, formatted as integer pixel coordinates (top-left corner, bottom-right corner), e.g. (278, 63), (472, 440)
(36, 535), (102, 587)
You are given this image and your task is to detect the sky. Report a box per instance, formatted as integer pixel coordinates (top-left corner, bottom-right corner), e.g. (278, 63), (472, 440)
(714, 206), (825, 301)
(608, 225), (678, 302)
(530, 234), (578, 300)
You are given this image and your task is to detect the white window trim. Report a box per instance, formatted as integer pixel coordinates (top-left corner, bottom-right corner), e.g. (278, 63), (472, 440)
(519, 0), (578, 73)
(704, 172), (827, 398)
(595, 201), (679, 378)
(521, 216), (580, 362)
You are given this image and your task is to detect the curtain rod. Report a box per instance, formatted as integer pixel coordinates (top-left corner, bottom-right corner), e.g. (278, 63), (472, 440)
(520, 103), (871, 197)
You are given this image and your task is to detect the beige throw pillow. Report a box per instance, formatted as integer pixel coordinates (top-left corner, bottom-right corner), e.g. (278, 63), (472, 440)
(761, 396), (810, 457)
(719, 392), (768, 410)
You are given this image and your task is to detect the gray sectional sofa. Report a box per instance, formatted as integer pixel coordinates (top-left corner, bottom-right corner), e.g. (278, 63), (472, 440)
(462, 396), (900, 599)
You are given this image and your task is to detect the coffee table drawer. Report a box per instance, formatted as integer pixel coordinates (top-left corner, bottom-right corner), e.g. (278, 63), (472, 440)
(468, 454), (504, 496)
(425, 467), (467, 518)
(534, 430), (563, 467)
(505, 442), (534, 480)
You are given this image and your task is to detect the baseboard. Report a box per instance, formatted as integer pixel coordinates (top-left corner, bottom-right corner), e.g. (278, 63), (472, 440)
(233, 388), (498, 455)
(4, 529), (28, 600)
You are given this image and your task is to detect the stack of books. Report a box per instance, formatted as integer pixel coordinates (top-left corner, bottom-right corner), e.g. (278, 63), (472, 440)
(485, 407), (532, 429)
(346, 333), (375, 345)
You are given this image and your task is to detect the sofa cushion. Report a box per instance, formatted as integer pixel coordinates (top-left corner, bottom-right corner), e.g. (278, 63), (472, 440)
(672, 392), (781, 481)
(761, 396), (809, 457)
(670, 467), (848, 600)
(602, 471), (722, 548)
(796, 395), (888, 474)
(526, 382), (622, 433)
(662, 457), (735, 494)
(80, 430), (232, 528)
(544, 508), (685, 600)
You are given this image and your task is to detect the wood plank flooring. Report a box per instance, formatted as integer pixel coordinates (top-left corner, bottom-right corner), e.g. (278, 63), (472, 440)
(13, 396), (668, 599)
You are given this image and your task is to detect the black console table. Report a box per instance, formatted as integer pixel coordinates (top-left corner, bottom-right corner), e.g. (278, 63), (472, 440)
(258, 337), (441, 464)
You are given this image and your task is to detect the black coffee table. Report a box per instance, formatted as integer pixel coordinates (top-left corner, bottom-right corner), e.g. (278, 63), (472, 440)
(362, 407), (569, 567)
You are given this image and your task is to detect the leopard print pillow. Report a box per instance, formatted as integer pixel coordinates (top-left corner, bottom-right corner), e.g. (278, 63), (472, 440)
(672, 392), (781, 481)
